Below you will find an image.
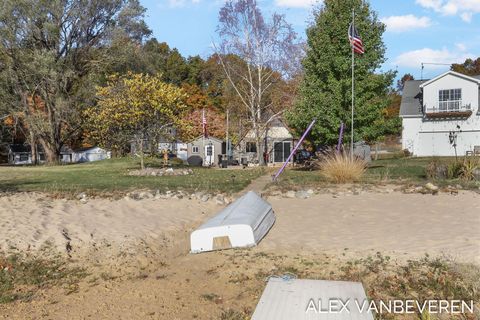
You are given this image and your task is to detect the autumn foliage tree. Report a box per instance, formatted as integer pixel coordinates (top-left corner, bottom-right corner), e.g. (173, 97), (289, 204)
(178, 84), (226, 141)
(451, 57), (480, 76)
(85, 73), (187, 169)
(0, 0), (150, 164)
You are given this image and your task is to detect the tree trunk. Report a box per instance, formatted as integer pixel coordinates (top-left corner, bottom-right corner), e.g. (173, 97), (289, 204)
(138, 135), (145, 170)
(38, 137), (60, 164)
(255, 127), (265, 166)
(29, 130), (38, 165)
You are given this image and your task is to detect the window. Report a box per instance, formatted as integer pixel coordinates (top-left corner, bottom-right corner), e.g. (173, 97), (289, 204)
(246, 142), (257, 153)
(19, 154), (29, 162)
(438, 89), (461, 111)
(192, 146), (199, 153)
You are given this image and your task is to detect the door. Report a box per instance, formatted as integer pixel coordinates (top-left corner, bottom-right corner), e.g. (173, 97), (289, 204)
(273, 141), (292, 163)
(204, 144), (214, 166)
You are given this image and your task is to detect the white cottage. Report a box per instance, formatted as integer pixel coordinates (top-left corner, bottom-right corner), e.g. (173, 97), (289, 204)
(400, 71), (480, 157)
(241, 119), (294, 165)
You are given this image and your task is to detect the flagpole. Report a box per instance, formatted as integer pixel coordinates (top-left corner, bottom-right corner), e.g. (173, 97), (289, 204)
(202, 108), (205, 166)
(350, 8), (355, 159)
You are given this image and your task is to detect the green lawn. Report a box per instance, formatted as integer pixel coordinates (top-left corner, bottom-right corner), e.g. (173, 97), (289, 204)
(0, 158), (265, 195)
(270, 156), (480, 190)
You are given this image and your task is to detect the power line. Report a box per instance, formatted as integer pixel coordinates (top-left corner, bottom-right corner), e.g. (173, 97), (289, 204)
(421, 62), (452, 80)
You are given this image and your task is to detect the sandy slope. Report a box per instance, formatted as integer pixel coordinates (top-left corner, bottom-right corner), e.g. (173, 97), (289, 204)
(0, 193), (218, 255)
(0, 191), (479, 262)
(0, 190), (479, 319)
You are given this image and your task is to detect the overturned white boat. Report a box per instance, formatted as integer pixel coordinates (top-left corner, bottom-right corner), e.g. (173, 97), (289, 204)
(190, 191), (275, 253)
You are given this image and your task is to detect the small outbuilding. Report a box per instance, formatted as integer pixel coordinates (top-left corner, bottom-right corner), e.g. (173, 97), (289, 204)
(9, 144), (110, 165)
(187, 136), (225, 167)
(72, 146), (111, 163)
(8, 144), (45, 165)
(190, 191), (275, 253)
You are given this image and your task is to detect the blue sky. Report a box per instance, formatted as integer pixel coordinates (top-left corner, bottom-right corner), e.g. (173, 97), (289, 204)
(140, 0), (480, 80)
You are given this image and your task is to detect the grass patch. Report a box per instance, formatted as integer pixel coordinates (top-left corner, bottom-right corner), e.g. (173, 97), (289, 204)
(226, 250), (479, 320)
(0, 157), (265, 195)
(270, 156), (479, 190)
(0, 253), (87, 303)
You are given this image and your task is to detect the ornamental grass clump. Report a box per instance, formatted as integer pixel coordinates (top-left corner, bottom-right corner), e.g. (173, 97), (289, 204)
(319, 152), (367, 183)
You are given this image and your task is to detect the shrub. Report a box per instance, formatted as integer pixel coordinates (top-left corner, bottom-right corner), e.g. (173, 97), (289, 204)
(426, 160), (443, 180)
(460, 157), (480, 181)
(446, 161), (463, 179)
(319, 152), (366, 183)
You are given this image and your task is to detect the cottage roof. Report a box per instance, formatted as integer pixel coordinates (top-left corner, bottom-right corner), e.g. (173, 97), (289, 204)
(245, 124), (293, 140)
(399, 80), (427, 117)
(190, 136), (224, 144)
(9, 144), (31, 153)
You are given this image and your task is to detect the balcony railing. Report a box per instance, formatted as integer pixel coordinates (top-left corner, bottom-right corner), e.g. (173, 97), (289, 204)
(424, 102), (473, 118)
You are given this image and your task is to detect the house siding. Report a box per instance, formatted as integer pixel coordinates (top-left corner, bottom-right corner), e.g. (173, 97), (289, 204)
(187, 137), (223, 166)
(402, 73), (480, 157)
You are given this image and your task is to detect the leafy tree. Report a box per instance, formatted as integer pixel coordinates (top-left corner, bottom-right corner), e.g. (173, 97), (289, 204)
(85, 73), (187, 169)
(216, 0), (301, 165)
(451, 57), (480, 76)
(397, 73), (414, 92)
(178, 84), (226, 141)
(0, 0), (150, 163)
(142, 39), (190, 85)
(286, 0), (396, 146)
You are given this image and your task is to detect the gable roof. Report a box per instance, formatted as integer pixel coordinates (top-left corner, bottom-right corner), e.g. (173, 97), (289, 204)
(9, 144), (31, 153)
(190, 136), (224, 144)
(399, 80), (426, 117)
(419, 71), (480, 88)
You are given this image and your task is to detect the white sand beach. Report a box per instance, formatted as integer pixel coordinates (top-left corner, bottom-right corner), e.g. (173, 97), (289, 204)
(0, 190), (478, 263)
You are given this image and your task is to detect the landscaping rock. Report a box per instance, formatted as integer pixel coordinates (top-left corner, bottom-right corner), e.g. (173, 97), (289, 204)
(285, 190), (296, 198)
(139, 191), (154, 199)
(425, 183), (439, 192)
(76, 192), (87, 200)
(201, 194), (210, 202)
(215, 195), (226, 206)
(128, 167), (192, 177)
(295, 190), (310, 199)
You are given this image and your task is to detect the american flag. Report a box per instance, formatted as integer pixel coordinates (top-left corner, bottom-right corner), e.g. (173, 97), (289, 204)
(202, 108), (207, 137)
(348, 23), (364, 54)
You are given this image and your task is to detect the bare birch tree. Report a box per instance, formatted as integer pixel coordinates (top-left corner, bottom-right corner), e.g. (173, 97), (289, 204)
(215, 0), (301, 165)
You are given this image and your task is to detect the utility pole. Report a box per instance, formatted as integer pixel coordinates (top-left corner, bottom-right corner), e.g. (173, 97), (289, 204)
(226, 108), (229, 160)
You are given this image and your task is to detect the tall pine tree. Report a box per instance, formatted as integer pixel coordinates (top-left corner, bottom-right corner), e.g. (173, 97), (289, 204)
(287, 0), (396, 146)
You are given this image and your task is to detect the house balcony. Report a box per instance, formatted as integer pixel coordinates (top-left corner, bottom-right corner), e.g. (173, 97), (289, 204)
(424, 102), (473, 119)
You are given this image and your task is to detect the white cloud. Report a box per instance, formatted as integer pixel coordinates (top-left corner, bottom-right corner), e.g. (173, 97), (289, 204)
(455, 42), (467, 51)
(416, 0), (480, 22)
(167, 0), (200, 8)
(394, 47), (472, 68)
(274, 0), (321, 8)
(381, 15), (432, 32)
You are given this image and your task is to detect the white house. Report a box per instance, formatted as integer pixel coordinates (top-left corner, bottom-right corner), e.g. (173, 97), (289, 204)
(240, 119), (295, 165)
(9, 144), (110, 165)
(400, 71), (480, 157)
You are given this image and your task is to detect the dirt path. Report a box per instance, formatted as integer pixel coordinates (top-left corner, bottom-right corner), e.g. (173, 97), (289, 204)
(234, 172), (273, 198)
